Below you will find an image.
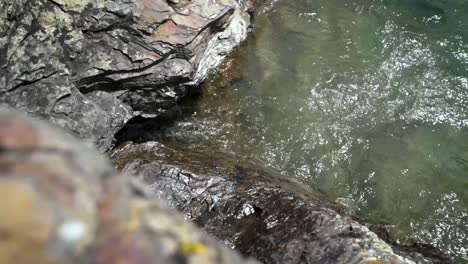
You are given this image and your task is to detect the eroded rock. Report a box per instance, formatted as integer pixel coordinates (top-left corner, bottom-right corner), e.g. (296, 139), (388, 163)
(0, 0), (251, 151)
(111, 141), (451, 264)
(0, 109), (259, 264)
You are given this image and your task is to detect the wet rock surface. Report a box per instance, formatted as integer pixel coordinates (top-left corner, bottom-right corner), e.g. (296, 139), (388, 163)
(0, 0), (251, 151)
(111, 141), (451, 264)
(0, 109), (259, 264)
(0, 1), (456, 263)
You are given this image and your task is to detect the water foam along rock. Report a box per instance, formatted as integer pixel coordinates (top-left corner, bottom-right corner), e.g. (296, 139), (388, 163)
(111, 141), (452, 264)
(0, 109), (259, 264)
(0, 0), (251, 151)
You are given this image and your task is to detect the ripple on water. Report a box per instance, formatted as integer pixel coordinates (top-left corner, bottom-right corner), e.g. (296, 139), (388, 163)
(165, 0), (468, 261)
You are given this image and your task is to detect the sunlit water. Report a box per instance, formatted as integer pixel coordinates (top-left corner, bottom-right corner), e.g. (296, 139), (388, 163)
(164, 0), (468, 261)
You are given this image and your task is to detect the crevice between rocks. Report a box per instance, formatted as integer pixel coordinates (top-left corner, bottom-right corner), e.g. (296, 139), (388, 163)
(114, 83), (201, 146)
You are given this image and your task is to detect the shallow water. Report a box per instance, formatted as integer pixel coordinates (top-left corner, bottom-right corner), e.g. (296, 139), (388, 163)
(165, 0), (468, 260)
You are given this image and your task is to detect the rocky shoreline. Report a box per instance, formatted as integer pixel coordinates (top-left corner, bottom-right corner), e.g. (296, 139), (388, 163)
(0, 0), (453, 263)
(111, 141), (450, 264)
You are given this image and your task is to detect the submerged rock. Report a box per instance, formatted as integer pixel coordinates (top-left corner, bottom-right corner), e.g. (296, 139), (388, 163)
(0, 109), (258, 264)
(0, 0), (251, 151)
(111, 141), (451, 264)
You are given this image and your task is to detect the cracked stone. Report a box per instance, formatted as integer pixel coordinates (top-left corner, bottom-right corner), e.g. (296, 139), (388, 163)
(0, 0), (252, 151)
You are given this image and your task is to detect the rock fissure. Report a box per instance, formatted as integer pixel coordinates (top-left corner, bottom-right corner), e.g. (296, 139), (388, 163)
(6, 70), (58, 93)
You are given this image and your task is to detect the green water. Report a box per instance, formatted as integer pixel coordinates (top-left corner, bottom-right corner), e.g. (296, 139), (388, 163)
(167, 0), (468, 260)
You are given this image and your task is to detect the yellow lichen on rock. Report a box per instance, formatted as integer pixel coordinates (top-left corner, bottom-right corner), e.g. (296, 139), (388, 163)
(39, 7), (74, 33)
(179, 241), (208, 255)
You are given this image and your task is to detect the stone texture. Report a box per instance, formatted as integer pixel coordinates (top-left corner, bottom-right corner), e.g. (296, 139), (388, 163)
(0, 0), (251, 151)
(111, 141), (452, 264)
(0, 109), (259, 264)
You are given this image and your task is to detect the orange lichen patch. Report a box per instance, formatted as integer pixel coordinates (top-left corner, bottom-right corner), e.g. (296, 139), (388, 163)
(0, 181), (57, 264)
(151, 20), (195, 45)
(142, 0), (171, 24)
(171, 11), (208, 29)
(200, 46), (243, 91)
(0, 118), (39, 149)
(152, 20), (178, 41)
(217, 47), (243, 87)
(94, 231), (154, 264)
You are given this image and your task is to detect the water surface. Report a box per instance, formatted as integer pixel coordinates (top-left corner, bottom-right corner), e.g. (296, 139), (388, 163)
(165, 0), (468, 260)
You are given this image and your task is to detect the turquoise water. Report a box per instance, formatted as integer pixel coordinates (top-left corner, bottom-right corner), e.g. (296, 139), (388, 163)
(166, 0), (468, 260)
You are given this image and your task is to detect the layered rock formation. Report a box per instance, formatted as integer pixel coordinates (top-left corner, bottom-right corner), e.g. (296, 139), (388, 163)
(111, 141), (451, 264)
(0, 109), (259, 264)
(0, 0), (252, 151)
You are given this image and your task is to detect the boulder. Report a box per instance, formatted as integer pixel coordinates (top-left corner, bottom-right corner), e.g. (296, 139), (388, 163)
(0, 109), (258, 264)
(111, 141), (451, 264)
(0, 0), (251, 151)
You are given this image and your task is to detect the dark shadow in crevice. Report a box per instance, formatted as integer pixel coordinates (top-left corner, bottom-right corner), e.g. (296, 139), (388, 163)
(114, 86), (201, 147)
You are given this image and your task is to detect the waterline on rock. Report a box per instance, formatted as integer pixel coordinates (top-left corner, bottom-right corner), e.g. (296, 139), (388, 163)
(162, 0), (468, 261)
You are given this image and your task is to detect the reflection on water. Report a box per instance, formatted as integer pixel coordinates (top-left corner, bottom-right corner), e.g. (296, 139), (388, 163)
(165, 0), (468, 260)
